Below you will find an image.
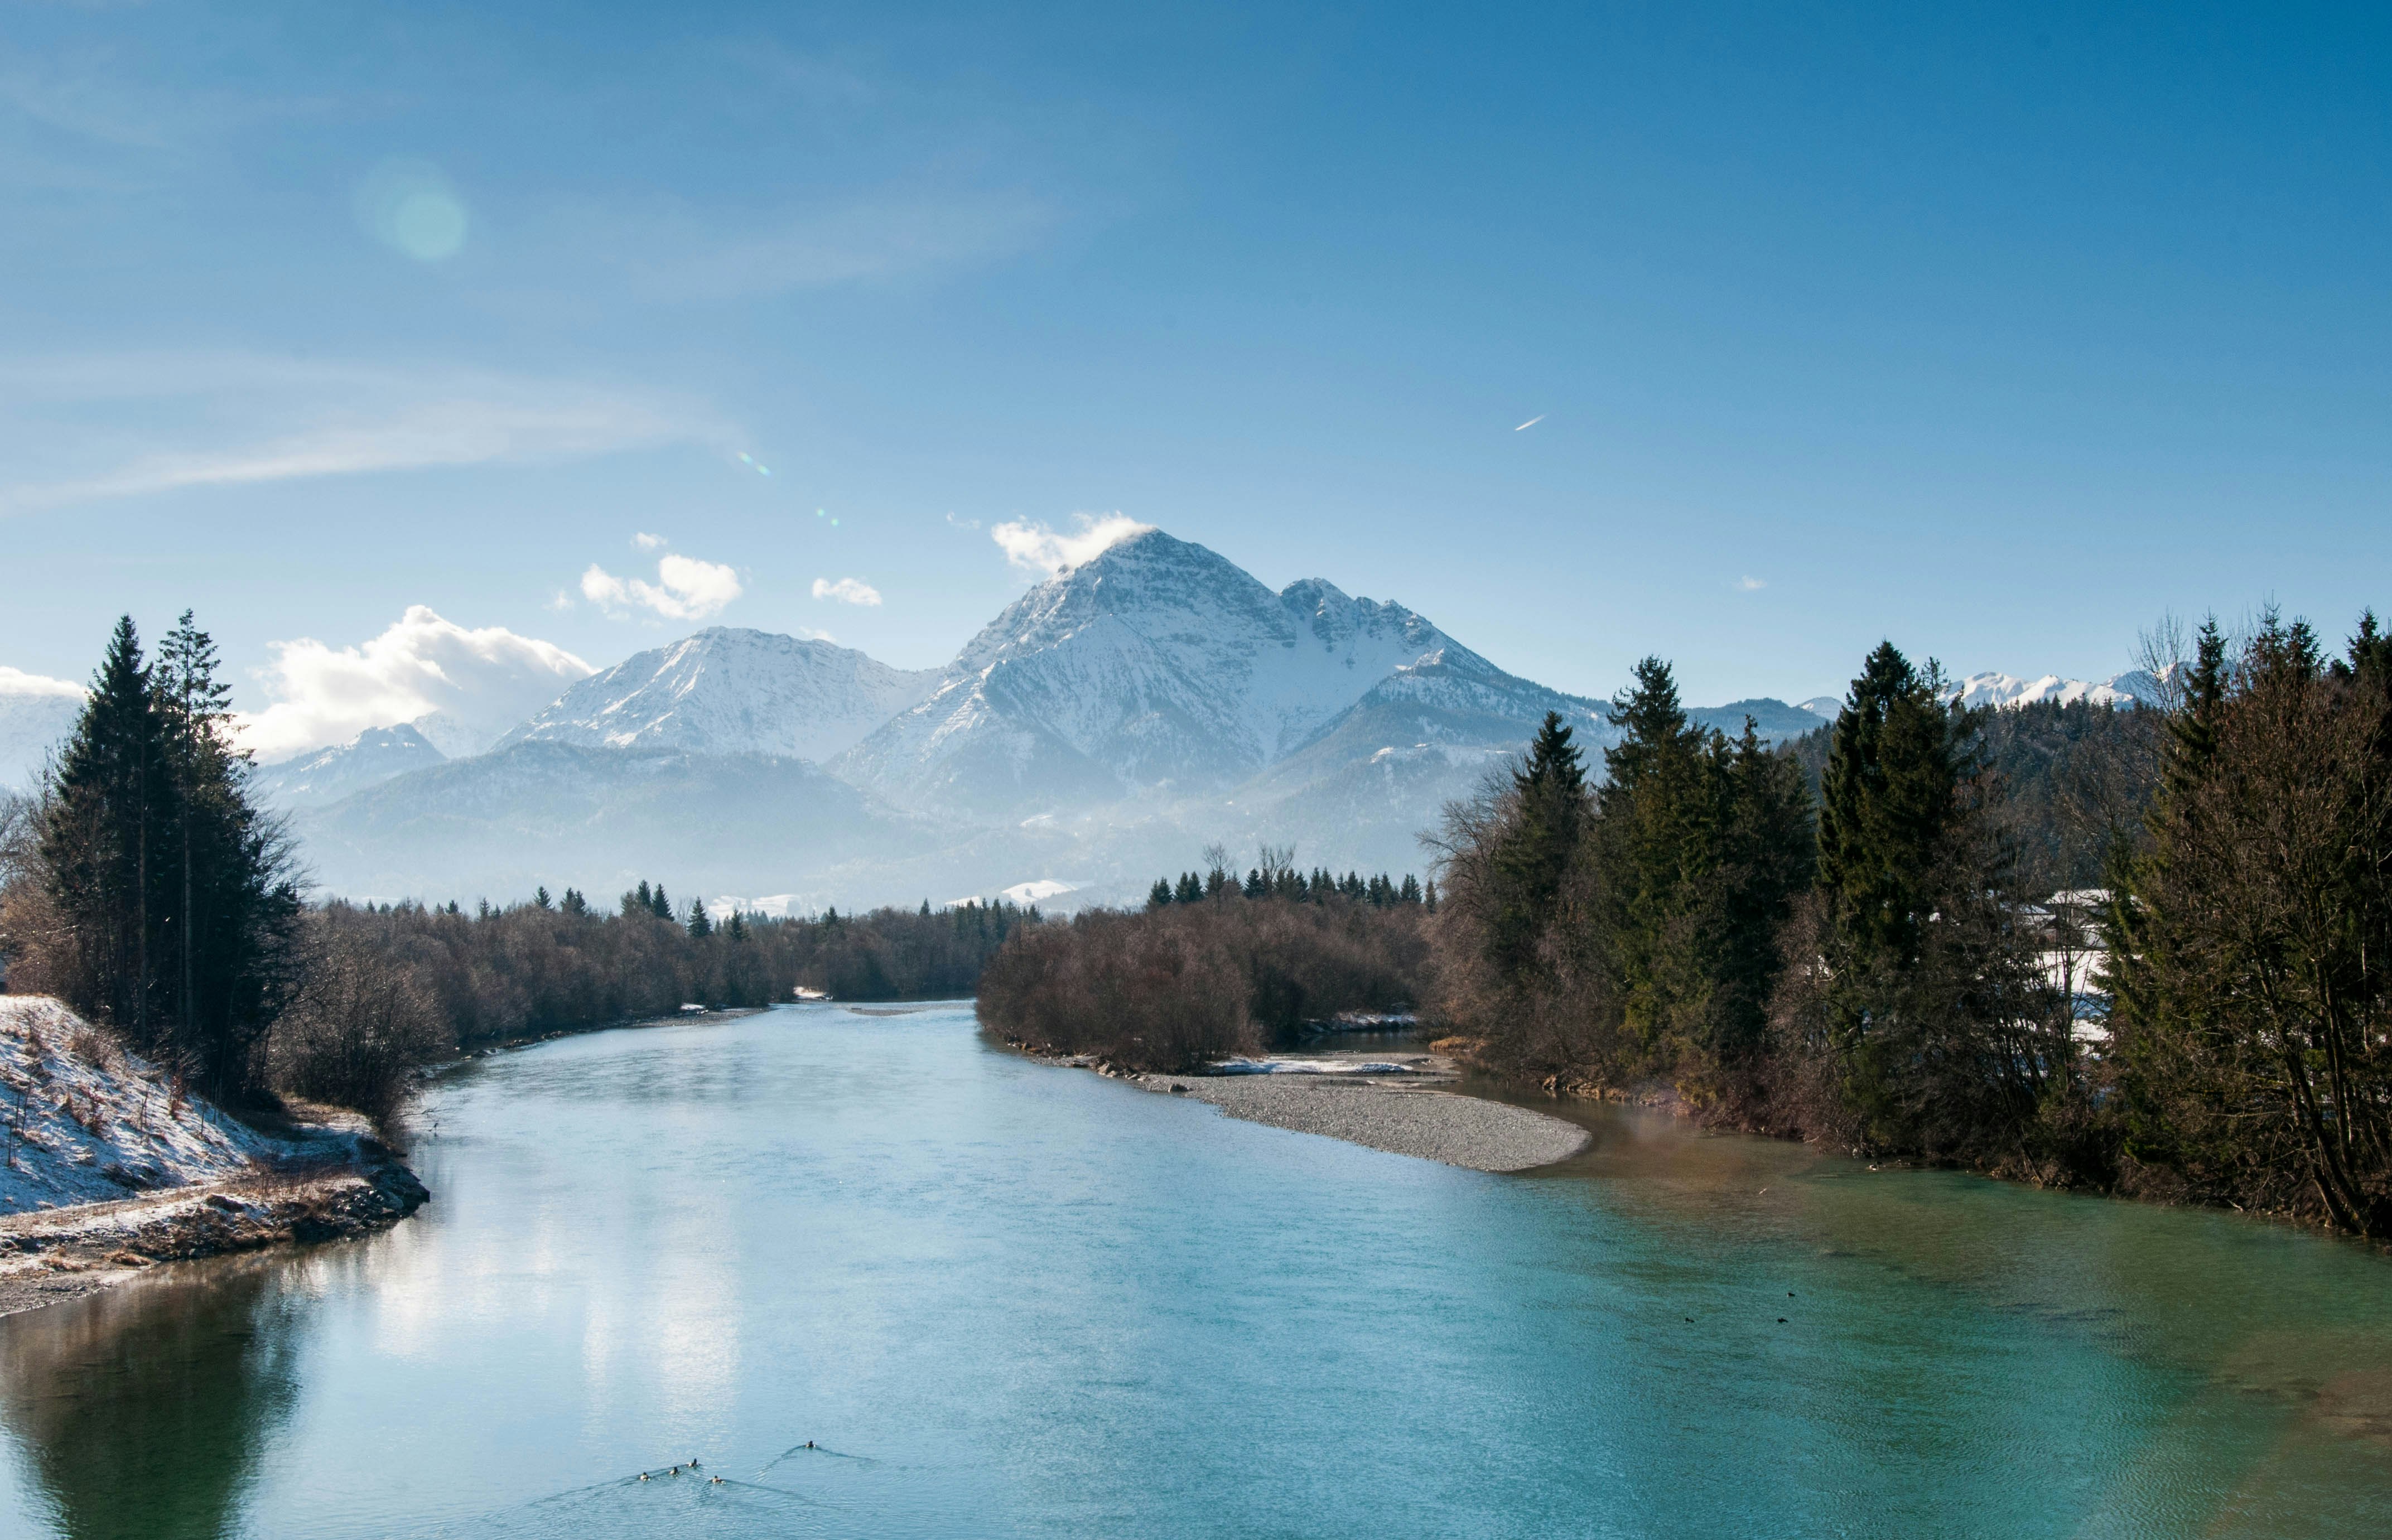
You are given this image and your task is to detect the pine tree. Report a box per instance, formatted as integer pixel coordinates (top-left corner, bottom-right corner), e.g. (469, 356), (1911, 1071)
(687, 897), (712, 938)
(1148, 878), (1174, 909)
(1819, 642), (1959, 972)
(650, 884), (673, 921)
(534, 885), (552, 910)
(1484, 711), (1590, 981)
(34, 614), (298, 1096)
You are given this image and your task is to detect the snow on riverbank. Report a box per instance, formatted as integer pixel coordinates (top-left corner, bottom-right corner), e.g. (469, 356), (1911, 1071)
(1, 996), (293, 1215)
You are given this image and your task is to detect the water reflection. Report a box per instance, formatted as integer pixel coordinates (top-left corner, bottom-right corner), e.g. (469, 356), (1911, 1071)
(0, 1261), (300, 1540)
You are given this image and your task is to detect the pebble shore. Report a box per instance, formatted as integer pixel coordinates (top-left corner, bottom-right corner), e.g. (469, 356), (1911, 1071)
(1151, 1073), (1590, 1171)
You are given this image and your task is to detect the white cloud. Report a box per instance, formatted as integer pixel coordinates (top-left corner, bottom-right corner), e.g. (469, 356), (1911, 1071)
(582, 553), (744, 621)
(0, 355), (732, 513)
(990, 513), (1154, 577)
(0, 666), (84, 701)
(811, 576), (882, 606)
(234, 606), (594, 761)
(1739, 576), (1767, 591)
(945, 511), (981, 530)
(633, 532), (668, 550)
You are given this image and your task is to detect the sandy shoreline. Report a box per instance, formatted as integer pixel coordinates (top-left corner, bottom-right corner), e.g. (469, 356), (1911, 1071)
(1025, 1044), (1593, 1173)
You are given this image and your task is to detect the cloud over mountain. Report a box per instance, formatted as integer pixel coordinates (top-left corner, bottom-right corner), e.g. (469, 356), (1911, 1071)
(235, 606), (592, 761)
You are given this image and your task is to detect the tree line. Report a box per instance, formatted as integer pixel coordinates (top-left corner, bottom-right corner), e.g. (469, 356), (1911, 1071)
(1434, 612), (2392, 1236)
(1146, 849), (1431, 910)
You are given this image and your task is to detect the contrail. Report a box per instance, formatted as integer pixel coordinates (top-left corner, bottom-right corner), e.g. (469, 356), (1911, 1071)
(1514, 414), (1546, 431)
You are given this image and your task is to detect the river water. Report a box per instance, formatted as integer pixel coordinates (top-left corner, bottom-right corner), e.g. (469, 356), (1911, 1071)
(1, 1002), (2387, 1539)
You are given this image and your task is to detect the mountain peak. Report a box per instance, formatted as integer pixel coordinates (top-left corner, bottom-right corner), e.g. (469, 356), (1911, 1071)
(499, 627), (939, 761)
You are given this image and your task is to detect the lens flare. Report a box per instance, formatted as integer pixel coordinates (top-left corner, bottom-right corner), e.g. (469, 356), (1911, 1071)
(354, 158), (469, 263)
(736, 452), (773, 477)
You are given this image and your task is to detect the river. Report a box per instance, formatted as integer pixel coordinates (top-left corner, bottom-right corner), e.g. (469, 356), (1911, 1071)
(1, 1002), (2387, 1538)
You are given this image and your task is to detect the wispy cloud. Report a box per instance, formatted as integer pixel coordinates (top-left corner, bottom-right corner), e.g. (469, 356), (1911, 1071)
(235, 605), (592, 761)
(0, 354), (731, 513)
(582, 553), (744, 621)
(991, 513), (1152, 576)
(811, 576), (882, 606)
(601, 190), (1054, 302)
(633, 531), (669, 550)
(1738, 576), (1767, 591)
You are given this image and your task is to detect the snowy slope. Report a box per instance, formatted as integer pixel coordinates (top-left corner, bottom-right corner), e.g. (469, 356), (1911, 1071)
(249, 723), (446, 808)
(0, 997), (286, 1214)
(836, 529), (1579, 814)
(0, 668), (83, 790)
(497, 627), (938, 762)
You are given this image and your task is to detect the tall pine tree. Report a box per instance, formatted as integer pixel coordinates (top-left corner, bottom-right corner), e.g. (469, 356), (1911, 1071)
(1486, 711), (1589, 981)
(33, 614), (298, 1096)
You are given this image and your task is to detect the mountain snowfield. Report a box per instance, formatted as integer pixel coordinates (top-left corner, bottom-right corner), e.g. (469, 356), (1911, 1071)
(2, 528), (2163, 909)
(496, 627), (939, 762)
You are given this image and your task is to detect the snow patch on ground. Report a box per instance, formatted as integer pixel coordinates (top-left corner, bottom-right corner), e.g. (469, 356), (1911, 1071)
(0, 997), (293, 1215)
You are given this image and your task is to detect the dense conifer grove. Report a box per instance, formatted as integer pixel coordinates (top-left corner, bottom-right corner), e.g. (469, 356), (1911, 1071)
(1431, 615), (2392, 1236)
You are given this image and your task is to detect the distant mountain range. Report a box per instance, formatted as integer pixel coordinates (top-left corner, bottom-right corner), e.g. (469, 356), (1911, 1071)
(0, 529), (2167, 909)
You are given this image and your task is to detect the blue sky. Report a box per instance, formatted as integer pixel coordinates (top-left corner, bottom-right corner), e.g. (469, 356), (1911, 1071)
(5, 0), (2389, 747)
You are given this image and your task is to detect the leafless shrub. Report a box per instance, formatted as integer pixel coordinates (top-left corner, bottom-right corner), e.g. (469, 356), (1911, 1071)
(264, 919), (452, 1127)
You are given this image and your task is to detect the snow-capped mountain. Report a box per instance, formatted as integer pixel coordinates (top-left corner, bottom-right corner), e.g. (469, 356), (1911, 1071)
(835, 529), (1602, 814)
(496, 627), (940, 762)
(0, 667), (84, 790)
(1942, 670), (2164, 711)
(248, 723), (446, 809)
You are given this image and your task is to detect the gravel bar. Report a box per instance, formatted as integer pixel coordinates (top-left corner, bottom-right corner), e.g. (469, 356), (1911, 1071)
(1149, 1075), (1590, 1173)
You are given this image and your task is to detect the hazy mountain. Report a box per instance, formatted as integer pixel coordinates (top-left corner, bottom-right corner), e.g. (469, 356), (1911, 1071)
(496, 627), (939, 761)
(1688, 697), (1834, 741)
(0, 669), (83, 790)
(290, 741), (958, 906)
(249, 724), (446, 809)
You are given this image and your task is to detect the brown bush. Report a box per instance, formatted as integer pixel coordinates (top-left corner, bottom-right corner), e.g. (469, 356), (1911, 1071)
(264, 921), (450, 1127)
(975, 898), (1426, 1073)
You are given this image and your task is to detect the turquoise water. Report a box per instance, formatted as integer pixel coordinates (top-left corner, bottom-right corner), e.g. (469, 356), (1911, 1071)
(2, 1002), (2388, 1538)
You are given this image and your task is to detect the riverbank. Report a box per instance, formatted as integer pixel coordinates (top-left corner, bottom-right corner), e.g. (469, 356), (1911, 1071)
(0, 996), (428, 1317)
(1000, 1036), (1592, 1172)
(0, 1146), (428, 1317)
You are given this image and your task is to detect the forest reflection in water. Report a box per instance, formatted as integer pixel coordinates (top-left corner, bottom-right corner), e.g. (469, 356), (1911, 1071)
(0, 1261), (302, 1540)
